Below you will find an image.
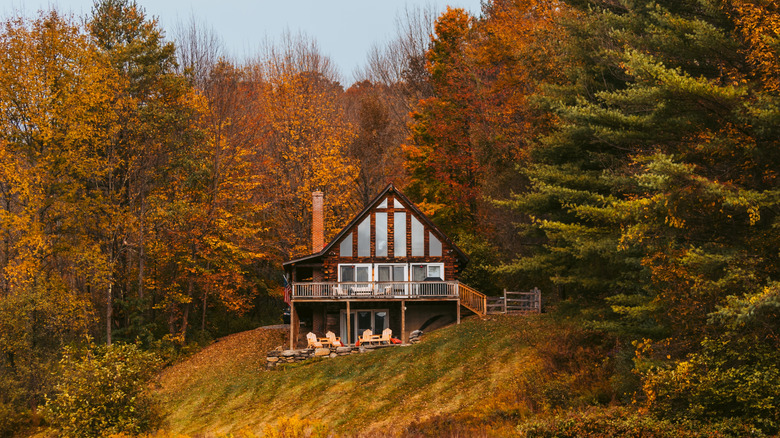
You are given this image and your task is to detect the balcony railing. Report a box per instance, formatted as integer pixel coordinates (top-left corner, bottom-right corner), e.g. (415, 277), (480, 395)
(292, 281), (459, 299)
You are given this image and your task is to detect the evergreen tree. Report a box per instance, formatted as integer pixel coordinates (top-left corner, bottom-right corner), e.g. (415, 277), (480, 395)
(505, 0), (780, 344)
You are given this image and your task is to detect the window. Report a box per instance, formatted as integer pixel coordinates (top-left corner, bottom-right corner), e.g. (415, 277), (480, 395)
(429, 232), (442, 257)
(378, 265), (391, 281)
(357, 216), (370, 257)
(339, 233), (353, 257)
(340, 265), (354, 282)
(394, 212), (406, 257)
(411, 263), (444, 281)
(411, 216), (424, 256)
(375, 213), (387, 256)
(394, 198), (403, 209)
(340, 264), (371, 282)
(412, 264), (427, 281)
(376, 264), (406, 282)
(378, 198), (388, 209)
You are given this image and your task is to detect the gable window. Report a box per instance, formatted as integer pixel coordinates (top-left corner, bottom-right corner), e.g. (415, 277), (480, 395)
(378, 198), (388, 209)
(357, 216), (370, 257)
(429, 232), (442, 257)
(394, 212), (406, 257)
(394, 198), (404, 209)
(339, 232), (353, 257)
(411, 216), (424, 257)
(376, 212), (387, 257)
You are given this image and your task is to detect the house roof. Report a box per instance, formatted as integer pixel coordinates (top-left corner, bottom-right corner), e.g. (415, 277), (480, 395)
(282, 183), (469, 268)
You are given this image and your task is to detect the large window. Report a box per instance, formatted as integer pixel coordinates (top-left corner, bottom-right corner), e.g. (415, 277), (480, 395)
(394, 212), (406, 257)
(375, 212), (387, 256)
(411, 216), (424, 256)
(339, 232), (353, 257)
(429, 232), (442, 257)
(357, 216), (371, 257)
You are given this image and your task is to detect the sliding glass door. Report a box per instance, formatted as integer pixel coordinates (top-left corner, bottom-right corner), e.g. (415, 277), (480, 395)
(340, 309), (389, 343)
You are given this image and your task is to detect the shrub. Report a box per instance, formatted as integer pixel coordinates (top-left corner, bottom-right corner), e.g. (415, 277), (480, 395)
(44, 342), (162, 437)
(643, 337), (780, 434)
(643, 284), (780, 434)
(261, 416), (330, 438)
(516, 407), (765, 437)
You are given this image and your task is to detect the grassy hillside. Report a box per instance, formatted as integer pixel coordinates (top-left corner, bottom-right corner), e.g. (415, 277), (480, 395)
(156, 314), (617, 436)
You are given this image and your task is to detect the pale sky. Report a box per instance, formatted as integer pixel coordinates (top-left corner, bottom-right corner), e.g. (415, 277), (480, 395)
(1, 0), (484, 82)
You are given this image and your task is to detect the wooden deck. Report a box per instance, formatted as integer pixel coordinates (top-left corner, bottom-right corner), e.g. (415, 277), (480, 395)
(292, 281), (460, 300)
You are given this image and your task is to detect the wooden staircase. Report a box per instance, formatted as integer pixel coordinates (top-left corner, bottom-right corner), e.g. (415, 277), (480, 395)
(459, 283), (487, 316)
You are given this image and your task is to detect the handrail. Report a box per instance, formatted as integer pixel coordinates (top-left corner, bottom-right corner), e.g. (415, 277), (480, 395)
(458, 283), (487, 316)
(292, 281), (459, 299)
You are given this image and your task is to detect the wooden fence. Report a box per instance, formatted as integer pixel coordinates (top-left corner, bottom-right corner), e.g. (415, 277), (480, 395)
(486, 287), (541, 314)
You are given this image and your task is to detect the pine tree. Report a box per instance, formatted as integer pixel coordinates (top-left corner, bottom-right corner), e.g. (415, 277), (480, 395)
(505, 0), (780, 343)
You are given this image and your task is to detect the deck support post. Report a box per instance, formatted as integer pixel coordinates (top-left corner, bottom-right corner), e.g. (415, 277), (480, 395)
(289, 301), (298, 350)
(346, 300), (351, 345)
(456, 299), (461, 324)
(401, 300), (406, 344)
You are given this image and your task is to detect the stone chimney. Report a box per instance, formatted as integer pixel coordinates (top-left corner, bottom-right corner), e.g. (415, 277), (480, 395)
(312, 191), (324, 253)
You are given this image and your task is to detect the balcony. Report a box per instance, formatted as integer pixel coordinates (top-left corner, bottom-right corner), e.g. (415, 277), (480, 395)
(291, 281), (459, 300)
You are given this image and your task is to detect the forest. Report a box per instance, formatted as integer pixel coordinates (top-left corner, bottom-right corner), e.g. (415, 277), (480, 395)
(0, 0), (778, 436)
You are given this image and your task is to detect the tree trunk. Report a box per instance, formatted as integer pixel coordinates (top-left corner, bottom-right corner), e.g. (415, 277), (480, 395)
(138, 197), (145, 300)
(201, 287), (208, 331)
(106, 282), (113, 346)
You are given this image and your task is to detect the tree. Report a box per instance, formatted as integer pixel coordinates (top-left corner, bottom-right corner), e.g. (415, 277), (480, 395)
(44, 342), (161, 437)
(251, 32), (358, 258)
(504, 0), (779, 346)
(88, 0), (208, 343)
(343, 80), (406, 206)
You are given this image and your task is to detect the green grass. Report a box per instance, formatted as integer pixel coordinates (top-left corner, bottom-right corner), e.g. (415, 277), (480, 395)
(156, 314), (617, 436)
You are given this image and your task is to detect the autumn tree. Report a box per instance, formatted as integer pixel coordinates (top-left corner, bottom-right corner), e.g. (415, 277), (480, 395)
(357, 4), (440, 126)
(87, 0), (215, 342)
(0, 10), (111, 431)
(251, 32), (358, 258)
(342, 81), (406, 206)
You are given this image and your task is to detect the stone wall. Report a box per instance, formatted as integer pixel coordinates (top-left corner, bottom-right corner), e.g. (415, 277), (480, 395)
(265, 345), (391, 369)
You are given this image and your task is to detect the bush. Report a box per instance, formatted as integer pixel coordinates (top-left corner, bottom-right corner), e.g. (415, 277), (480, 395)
(643, 285), (780, 435)
(260, 416), (330, 438)
(516, 407), (765, 437)
(0, 401), (29, 438)
(0, 276), (93, 437)
(643, 337), (780, 434)
(44, 342), (162, 437)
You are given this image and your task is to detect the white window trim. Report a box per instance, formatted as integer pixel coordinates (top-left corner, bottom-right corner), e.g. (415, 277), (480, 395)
(338, 263), (374, 282)
(374, 263), (408, 282)
(410, 263), (445, 281)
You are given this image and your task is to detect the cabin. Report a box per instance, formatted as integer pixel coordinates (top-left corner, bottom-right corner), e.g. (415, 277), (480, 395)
(283, 183), (487, 348)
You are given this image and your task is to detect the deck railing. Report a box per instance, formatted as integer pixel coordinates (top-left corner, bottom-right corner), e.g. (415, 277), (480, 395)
(292, 281), (460, 299)
(459, 283), (487, 316)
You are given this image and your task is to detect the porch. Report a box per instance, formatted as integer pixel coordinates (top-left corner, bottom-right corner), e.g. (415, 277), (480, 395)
(288, 281), (488, 349)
